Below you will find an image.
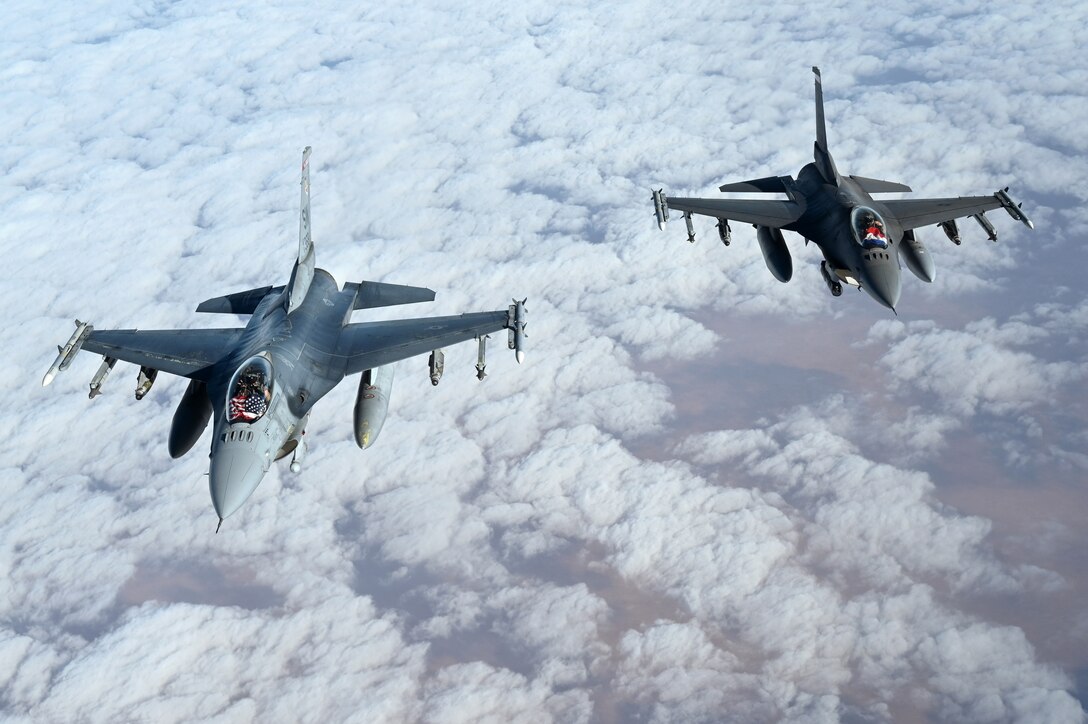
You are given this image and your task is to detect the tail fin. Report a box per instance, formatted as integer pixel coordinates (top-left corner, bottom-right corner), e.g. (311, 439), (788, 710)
(813, 66), (827, 151)
(811, 67), (838, 183)
(287, 146), (315, 314)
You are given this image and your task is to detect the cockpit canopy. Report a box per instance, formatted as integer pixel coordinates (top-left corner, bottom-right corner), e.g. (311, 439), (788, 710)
(851, 206), (890, 249)
(226, 355), (273, 424)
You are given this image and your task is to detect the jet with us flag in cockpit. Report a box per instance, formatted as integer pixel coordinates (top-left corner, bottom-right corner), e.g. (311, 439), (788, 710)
(43, 147), (527, 530)
(651, 67), (1034, 312)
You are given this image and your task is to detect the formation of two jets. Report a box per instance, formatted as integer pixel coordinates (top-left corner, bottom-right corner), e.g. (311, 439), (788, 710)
(43, 69), (1032, 527)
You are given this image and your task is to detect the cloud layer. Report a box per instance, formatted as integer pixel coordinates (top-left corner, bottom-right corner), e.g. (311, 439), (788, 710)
(2, 1), (1087, 721)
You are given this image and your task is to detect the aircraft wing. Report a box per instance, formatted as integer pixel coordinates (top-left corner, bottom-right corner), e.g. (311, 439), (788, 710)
(337, 311), (509, 375)
(881, 195), (1005, 231)
(666, 197), (802, 228)
(83, 328), (244, 380)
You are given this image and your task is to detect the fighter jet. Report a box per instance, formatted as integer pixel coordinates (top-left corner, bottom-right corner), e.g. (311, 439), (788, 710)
(43, 147), (527, 530)
(651, 67), (1034, 311)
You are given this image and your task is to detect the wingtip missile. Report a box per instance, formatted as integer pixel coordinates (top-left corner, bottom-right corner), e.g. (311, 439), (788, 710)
(1019, 202), (1035, 229)
(652, 189), (669, 230)
(43, 320), (92, 386)
(995, 188), (1034, 230)
(216, 517), (223, 534)
(508, 299), (527, 363)
(515, 299), (526, 363)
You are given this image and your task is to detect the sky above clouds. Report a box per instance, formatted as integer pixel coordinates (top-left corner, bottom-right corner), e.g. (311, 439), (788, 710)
(2, 1), (1087, 722)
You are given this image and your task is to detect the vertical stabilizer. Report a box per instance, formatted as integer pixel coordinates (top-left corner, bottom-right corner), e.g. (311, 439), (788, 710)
(287, 146), (315, 314)
(811, 67), (838, 183)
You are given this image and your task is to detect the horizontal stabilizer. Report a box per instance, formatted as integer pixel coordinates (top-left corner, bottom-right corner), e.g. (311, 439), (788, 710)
(347, 281), (436, 310)
(849, 175), (912, 194)
(718, 175), (793, 193)
(196, 286), (282, 314)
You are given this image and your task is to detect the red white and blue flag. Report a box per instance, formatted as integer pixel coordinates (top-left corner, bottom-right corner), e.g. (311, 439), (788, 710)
(229, 394), (267, 423)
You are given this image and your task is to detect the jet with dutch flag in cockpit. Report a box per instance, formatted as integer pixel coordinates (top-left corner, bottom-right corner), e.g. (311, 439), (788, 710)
(651, 67), (1034, 312)
(43, 147), (527, 531)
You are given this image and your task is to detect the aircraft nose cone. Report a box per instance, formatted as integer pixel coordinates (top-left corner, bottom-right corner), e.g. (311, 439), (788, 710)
(209, 444), (267, 520)
(866, 264), (901, 311)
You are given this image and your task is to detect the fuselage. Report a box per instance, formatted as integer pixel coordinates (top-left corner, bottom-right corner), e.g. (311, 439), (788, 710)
(785, 163), (903, 310)
(206, 270), (353, 520)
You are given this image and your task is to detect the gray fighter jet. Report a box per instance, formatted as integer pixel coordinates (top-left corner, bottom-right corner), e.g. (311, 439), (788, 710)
(43, 148), (527, 530)
(651, 67), (1034, 311)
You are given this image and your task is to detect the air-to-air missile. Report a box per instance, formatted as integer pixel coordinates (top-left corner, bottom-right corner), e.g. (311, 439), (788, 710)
(507, 299), (526, 365)
(88, 356), (117, 399)
(42, 320), (93, 387)
(995, 187), (1035, 229)
(476, 335), (488, 381)
(972, 212), (998, 242)
(652, 189), (669, 230)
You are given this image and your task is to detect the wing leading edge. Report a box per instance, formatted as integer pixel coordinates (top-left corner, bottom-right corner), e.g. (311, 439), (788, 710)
(337, 311), (510, 376)
(881, 196), (1004, 231)
(82, 328), (244, 380)
(883, 188), (1034, 232)
(665, 197), (802, 228)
